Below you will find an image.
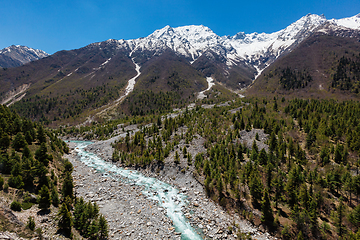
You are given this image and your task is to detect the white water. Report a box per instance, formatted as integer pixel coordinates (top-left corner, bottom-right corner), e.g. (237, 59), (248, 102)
(197, 77), (215, 100)
(72, 141), (203, 240)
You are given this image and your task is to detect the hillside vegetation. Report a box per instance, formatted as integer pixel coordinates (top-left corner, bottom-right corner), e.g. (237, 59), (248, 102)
(0, 105), (108, 239)
(70, 97), (360, 239)
(247, 34), (360, 100)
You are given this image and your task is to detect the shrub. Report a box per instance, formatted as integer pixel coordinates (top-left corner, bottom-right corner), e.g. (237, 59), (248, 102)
(3, 183), (8, 192)
(10, 201), (22, 211)
(0, 176), (4, 189)
(22, 201), (33, 210)
(27, 216), (35, 231)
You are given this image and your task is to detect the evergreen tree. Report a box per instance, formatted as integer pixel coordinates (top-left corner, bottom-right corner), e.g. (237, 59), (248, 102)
(269, 132), (277, 152)
(0, 132), (10, 149)
(38, 185), (51, 210)
(25, 131), (34, 145)
(174, 151), (180, 164)
(288, 138), (295, 157)
(58, 202), (72, 237)
(98, 215), (109, 239)
(87, 219), (99, 239)
(62, 173), (74, 201)
(37, 125), (47, 143)
(349, 205), (360, 231)
(336, 198), (346, 237)
(36, 161), (49, 188)
(73, 197), (86, 230)
(35, 143), (52, 166)
(272, 174), (283, 209)
(306, 129), (316, 149)
(51, 187), (59, 207)
(258, 148), (268, 165)
(27, 216), (35, 231)
(0, 175), (4, 190)
(261, 188), (274, 227)
(249, 170), (263, 207)
(334, 145), (343, 164)
(12, 132), (27, 151)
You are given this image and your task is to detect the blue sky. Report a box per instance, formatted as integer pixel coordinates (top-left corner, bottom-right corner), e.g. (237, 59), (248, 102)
(1, 0), (359, 54)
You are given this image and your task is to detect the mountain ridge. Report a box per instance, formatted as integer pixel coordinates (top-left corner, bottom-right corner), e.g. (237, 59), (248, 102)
(104, 13), (360, 74)
(1, 13), (360, 124)
(0, 45), (49, 68)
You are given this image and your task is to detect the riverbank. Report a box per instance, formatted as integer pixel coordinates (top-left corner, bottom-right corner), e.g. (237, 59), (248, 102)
(66, 139), (275, 240)
(67, 142), (178, 239)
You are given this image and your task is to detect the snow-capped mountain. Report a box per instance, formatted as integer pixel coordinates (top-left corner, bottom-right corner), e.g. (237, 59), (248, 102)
(98, 13), (359, 81)
(1, 13), (360, 122)
(0, 45), (49, 68)
(330, 13), (360, 30)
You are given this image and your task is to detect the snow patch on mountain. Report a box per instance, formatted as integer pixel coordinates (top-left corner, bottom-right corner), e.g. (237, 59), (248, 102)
(107, 13), (360, 80)
(121, 13), (334, 77)
(198, 77), (215, 100)
(330, 14), (360, 30)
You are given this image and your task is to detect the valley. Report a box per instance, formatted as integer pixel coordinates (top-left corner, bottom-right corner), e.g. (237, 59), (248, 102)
(65, 125), (273, 240)
(1, 12), (360, 240)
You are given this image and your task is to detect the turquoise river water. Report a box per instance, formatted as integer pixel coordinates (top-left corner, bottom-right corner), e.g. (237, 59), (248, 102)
(72, 140), (203, 240)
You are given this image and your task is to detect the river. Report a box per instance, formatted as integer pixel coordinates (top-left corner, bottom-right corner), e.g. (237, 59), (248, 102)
(71, 140), (204, 240)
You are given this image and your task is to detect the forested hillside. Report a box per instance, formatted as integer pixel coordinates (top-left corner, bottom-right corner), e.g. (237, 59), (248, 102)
(332, 54), (360, 93)
(83, 98), (360, 239)
(248, 34), (360, 100)
(0, 105), (108, 239)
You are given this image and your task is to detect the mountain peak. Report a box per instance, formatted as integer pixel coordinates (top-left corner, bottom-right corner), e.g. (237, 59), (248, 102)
(330, 13), (360, 30)
(231, 32), (246, 40)
(0, 45), (49, 68)
(149, 25), (175, 39)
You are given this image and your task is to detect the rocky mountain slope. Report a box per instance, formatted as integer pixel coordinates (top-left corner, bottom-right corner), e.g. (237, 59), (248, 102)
(246, 19), (360, 99)
(0, 45), (49, 68)
(1, 13), (360, 124)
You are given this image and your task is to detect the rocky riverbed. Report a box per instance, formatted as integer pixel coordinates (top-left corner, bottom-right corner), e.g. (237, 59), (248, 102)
(66, 137), (275, 240)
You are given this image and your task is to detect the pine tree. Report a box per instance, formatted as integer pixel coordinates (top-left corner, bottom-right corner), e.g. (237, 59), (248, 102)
(51, 187), (59, 207)
(37, 125), (46, 143)
(249, 170), (263, 207)
(0, 131), (10, 150)
(27, 216), (35, 231)
(261, 189), (274, 227)
(0, 175), (4, 190)
(288, 138), (295, 157)
(62, 173), (74, 201)
(336, 198), (346, 237)
(258, 148), (268, 165)
(12, 132), (27, 151)
(240, 118), (245, 130)
(273, 174), (283, 209)
(98, 215), (109, 239)
(73, 197), (86, 230)
(58, 202), (72, 237)
(349, 205), (360, 231)
(269, 132), (277, 152)
(38, 185), (51, 210)
(174, 151), (180, 164)
(35, 143), (53, 166)
(87, 219), (99, 239)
